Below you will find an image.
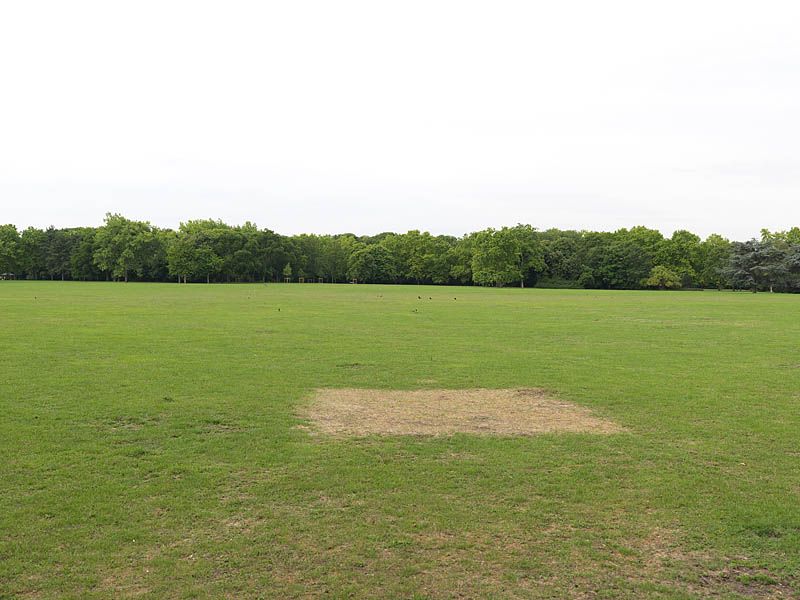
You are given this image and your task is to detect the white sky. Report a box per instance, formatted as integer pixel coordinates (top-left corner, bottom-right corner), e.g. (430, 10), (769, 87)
(1, 0), (799, 240)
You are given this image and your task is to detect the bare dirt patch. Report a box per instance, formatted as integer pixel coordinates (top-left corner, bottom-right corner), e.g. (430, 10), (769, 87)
(300, 388), (623, 436)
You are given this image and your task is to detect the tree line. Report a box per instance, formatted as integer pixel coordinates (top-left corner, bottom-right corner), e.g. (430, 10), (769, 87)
(0, 214), (799, 292)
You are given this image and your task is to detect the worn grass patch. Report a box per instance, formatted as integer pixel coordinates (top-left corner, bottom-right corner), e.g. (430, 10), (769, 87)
(301, 388), (624, 436)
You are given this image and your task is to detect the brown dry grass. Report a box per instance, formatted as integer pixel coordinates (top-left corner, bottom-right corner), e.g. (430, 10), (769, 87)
(300, 388), (624, 436)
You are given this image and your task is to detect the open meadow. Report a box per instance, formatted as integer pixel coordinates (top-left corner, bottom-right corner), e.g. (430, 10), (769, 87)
(1, 282), (799, 598)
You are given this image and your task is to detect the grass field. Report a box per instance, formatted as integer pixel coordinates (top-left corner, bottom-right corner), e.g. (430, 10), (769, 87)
(1, 282), (799, 599)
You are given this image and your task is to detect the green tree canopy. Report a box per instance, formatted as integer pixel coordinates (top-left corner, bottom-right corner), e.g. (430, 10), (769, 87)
(643, 265), (681, 289)
(0, 224), (20, 274)
(471, 225), (544, 287)
(93, 214), (158, 282)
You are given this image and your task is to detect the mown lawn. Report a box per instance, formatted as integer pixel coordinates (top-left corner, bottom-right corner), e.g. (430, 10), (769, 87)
(1, 282), (798, 598)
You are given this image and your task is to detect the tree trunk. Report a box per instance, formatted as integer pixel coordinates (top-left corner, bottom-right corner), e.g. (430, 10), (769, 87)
(207, 273), (210, 284)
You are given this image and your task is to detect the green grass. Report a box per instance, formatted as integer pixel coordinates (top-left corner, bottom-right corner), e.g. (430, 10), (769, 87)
(1, 282), (799, 598)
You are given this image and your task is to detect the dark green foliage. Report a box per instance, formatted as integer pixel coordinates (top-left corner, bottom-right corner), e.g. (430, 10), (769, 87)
(696, 234), (732, 289)
(93, 213), (160, 282)
(540, 229), (584, 282)
(724, 237), (798, 293)
(0, 224), (20, 274)
(166, 220), (290, 283)
(19, 227), (49, 279)
(657, 230), (701, 286)
(470, 225), (545, 287)
(43, 227), (72, 280)
(347, 244), (398, 283)
(581, 228), (663, 289)
(69, 228), (103, 281)
(5, 217), (800, 291)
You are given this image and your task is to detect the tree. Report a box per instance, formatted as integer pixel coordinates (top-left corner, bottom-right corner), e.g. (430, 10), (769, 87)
(166, 232), (195, 283)
(752, 241), (789, 293)
(540, 229), (583, 284)
(3, 216), (800, 292)
(347, 244), (397, 283)
(0, 224), (20, 274)
(657, 230), (700, 287)
(722, 240), (790, 292)
(166, 220), (230, 283)
(230, 246), (258, 282)
(249, 228), (291, 282)
(762, 227), (800, 246)
(784, 245), (800, 290)
(93, 214), (155, 282)
(471, 225), (544, 287)
(44, 227), (78, 280)
(318, 235), (358, 283)
(581, 230), (656, 289)
(19, 227), (47, 279)
(724, 241), (758, 291)
(471, 229), (516, 286)
(419, 236), (457, 284)
(643, 265), (681, 289)
(696, 234), (731, 289)
(448, 235), (475, 284)
(70, 228), (102, 280)
(397, 230), (426, 283)
(138, 228), (171, 281)
(194, 245), (223, 283)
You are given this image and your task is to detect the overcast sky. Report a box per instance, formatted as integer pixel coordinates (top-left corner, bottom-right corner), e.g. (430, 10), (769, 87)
(1, 1), (799, 240)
